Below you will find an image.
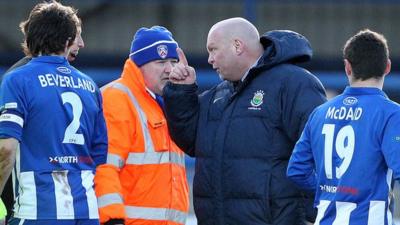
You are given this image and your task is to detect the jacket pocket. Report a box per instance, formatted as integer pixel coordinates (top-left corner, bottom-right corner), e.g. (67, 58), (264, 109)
(147, 117), (169, 151)
(148, 117), (166, 129)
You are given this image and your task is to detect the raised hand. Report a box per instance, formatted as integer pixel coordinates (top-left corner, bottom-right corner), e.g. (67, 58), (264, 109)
(169, 48), (196, 84)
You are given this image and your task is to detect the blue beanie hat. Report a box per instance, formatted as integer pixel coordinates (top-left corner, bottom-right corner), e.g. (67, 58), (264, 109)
(129, 26), (179, 66)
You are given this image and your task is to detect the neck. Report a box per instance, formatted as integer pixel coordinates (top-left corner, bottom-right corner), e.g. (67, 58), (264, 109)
(350, 77), (384, 90)
(237, 54), (261, 81)
(38, 52), (67, 58)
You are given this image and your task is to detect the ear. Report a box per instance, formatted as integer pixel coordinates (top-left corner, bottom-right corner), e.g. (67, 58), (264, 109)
(63, 39), (71, 57)
(344, 59), (352, 77)
(383, 59), (391, 76)
(233, 39), (243, 55)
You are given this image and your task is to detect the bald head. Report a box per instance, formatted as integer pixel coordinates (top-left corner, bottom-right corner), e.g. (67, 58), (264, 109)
(209, 17), (260, 52)
(207, 17), (263, 81)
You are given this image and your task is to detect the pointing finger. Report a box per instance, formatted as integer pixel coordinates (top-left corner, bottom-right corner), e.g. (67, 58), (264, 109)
(177, 47), (188, 66)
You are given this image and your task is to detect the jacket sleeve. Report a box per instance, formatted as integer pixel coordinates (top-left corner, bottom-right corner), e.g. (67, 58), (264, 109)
(282, 70), (326, 142)
(95, 88), (135, 223)
(163, 82), (199, 157)
(287, 115), (317, 191)
(287, 113), (318, 222)
(281, 70), (324, 223)
(382, 110), (400, 180)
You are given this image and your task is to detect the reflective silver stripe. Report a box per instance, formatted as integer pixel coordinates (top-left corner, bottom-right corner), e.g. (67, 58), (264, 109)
(105, 83), (186, 167)
(126, 151), (185, 167)
(125, 206), (187, 224)
(106, 153), (125, 168)
(170, 151), (185, 168)
(109, 83), (155, 153)
(97, 193), (124, 208)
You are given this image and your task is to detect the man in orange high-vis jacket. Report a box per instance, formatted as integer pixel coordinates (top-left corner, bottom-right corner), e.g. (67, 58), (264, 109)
(94, 26), (189, 225)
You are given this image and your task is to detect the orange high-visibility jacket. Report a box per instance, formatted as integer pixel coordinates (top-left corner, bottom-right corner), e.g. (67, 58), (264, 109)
(94, 59), (189, 225)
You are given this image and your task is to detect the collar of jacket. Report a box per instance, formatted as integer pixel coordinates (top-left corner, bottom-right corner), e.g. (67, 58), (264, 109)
(121, 59), (147, 94)
(119, 58), (166, 128)
(232, 66), (259, 94)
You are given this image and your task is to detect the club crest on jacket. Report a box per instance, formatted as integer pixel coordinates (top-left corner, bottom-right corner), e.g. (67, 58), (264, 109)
(250, 90), (265, 107)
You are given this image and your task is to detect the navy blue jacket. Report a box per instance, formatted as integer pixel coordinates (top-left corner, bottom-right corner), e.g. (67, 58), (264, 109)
(164, 30), (327, 225)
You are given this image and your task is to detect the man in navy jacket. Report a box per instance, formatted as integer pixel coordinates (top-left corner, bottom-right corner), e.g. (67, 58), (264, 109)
(163, 17), (326, 225)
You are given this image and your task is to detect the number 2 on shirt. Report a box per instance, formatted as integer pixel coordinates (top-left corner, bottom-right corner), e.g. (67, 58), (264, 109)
(61, 92), (84, 145)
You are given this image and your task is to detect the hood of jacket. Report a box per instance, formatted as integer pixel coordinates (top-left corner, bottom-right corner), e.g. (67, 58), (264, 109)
(257, 30), (312, 70)
(232, 30), (313, 93)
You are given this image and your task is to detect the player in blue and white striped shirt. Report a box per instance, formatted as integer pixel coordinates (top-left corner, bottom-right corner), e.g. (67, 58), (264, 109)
(287, 29), (400, 225)
(0, 2), (107, 225)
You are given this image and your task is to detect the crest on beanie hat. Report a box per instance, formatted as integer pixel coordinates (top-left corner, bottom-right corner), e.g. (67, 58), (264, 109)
(129, 26), (178, 66)
(157, 45), (168, 59)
